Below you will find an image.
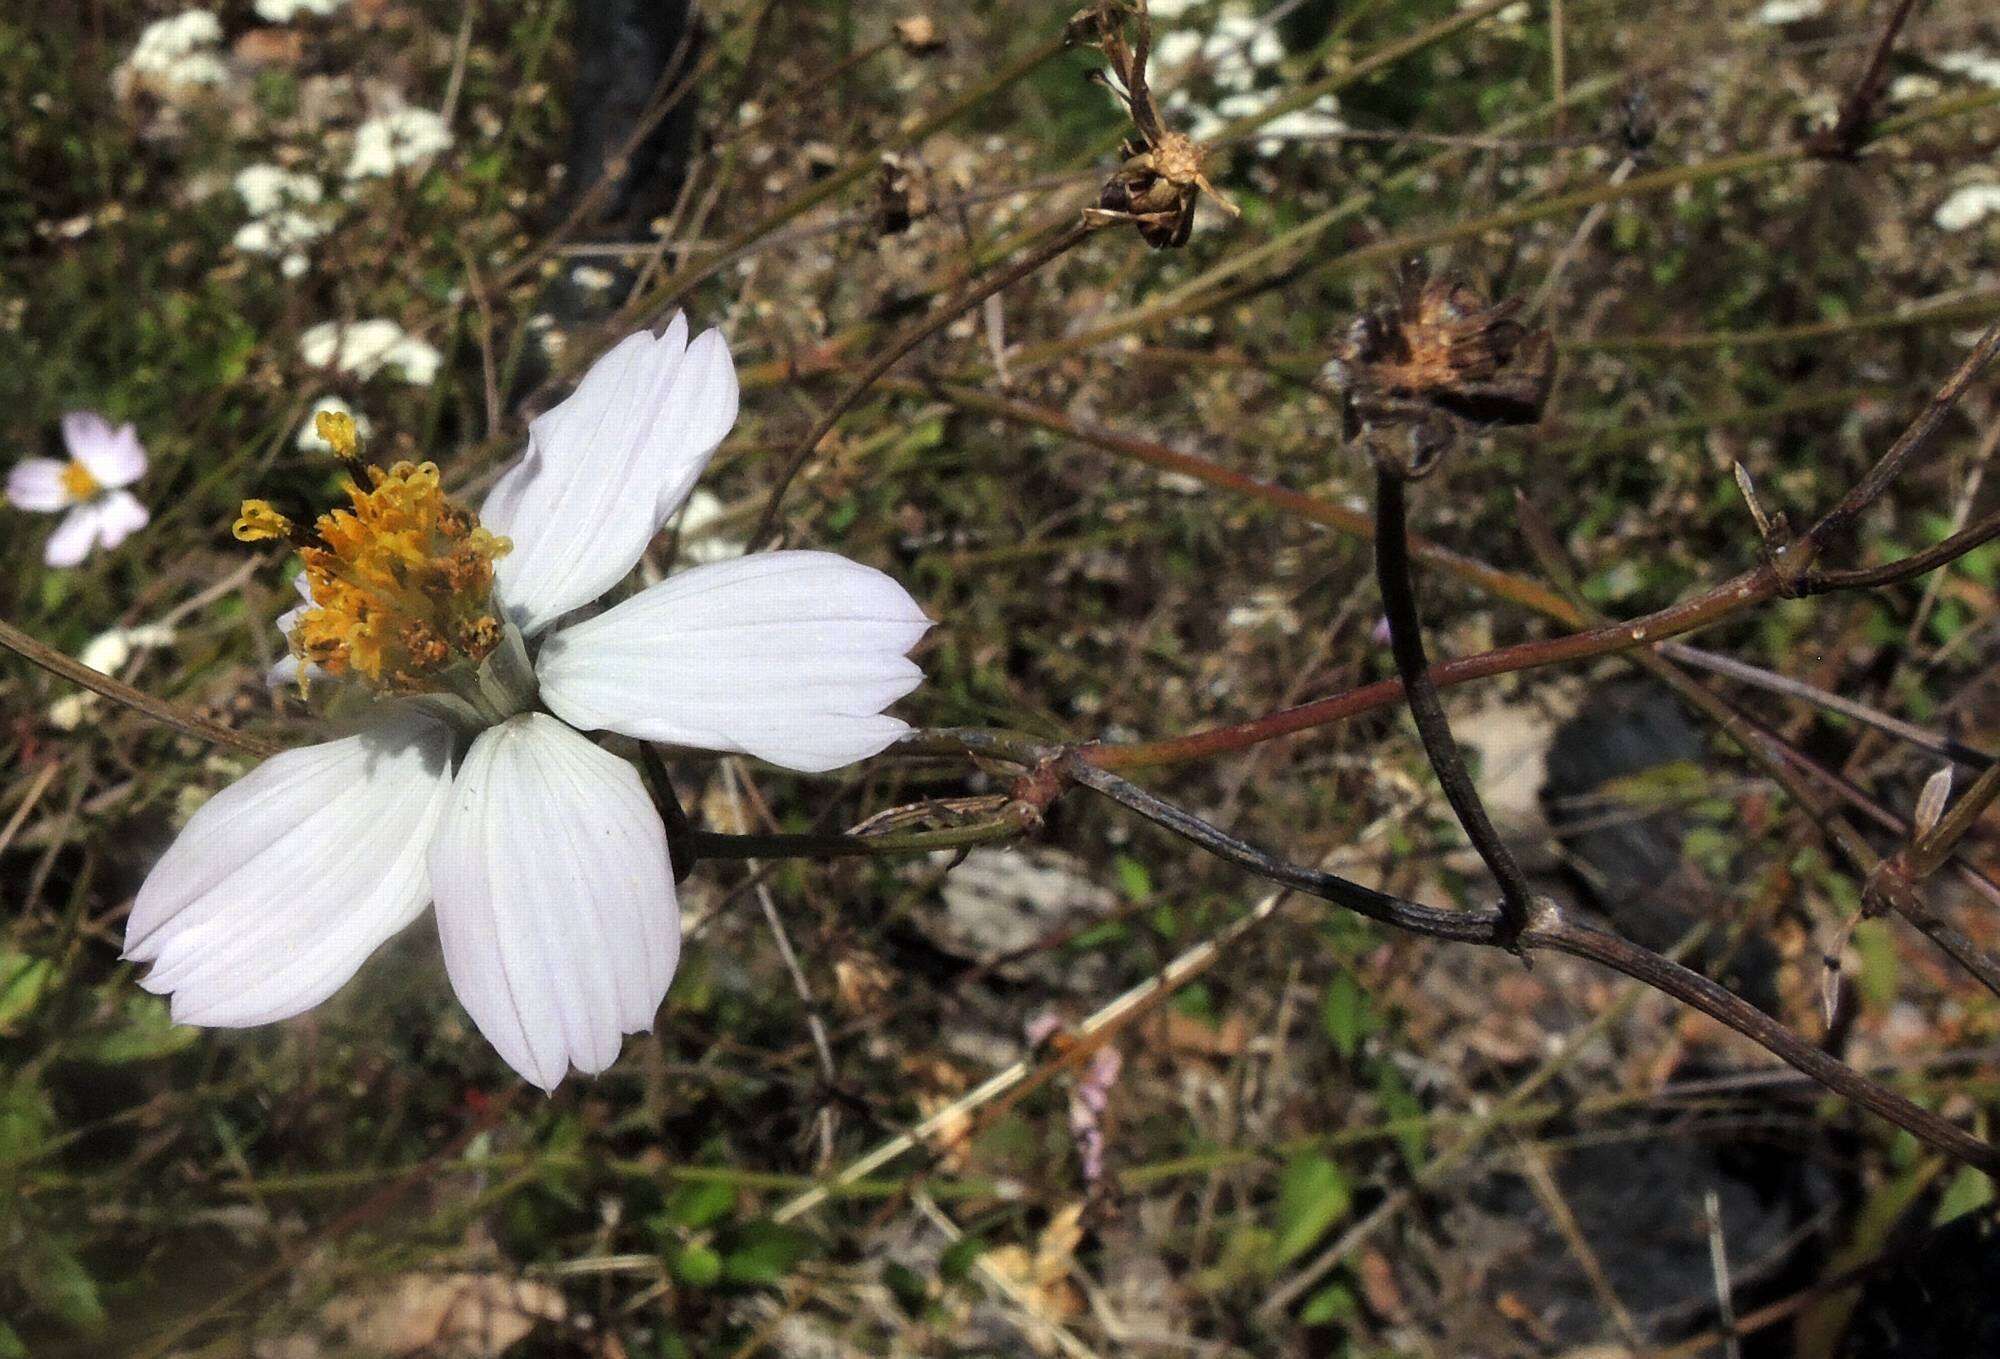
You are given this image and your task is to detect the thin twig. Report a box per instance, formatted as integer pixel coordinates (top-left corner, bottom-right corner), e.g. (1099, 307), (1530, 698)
(1064, 757), (2000, 1173)
(1661, 642), (1993, 770)
(1808, 0), (1925, 159)
(772, 891), (1293, 1223)
(750, 217), (1103, 545)
(0, 617), (276, 760)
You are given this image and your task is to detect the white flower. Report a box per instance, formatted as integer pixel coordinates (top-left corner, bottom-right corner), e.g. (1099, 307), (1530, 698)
(1936, 50), (2000, 90)
(125, 320), (931, 1090)
(234, 164), (323, 215)
(299, 319), (443, 385)
(296, 396), (372, 452)
(670, 488), (744, 564)
(7, 412), (151, 567)
(1755, 0), (1824, 23)
(122, 10), (228, 88)
(49, 624), (179, 730)
(255, 0), (345, 20)
(233, 210), (328, 256)
(1935, 184), (2000, 232)
(345, 107), (453, 180)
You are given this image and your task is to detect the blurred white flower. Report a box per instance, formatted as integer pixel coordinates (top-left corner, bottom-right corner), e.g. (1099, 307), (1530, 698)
(48, 623), (180, 730)
(128, 320), (932, 1091)
(233, 210), (328, 256)
(670, 488), (744, 564)
(121, 10), (228, 90)
(1937, 50), (2000, 90)
(255, 0), (345, 19)
(569, 265), (617, 293)
(299, 319), (443, 385)
(345, 108), (453, 180)
(1756, 0), (1824, 24)
(1888, 73), (1942, 103)
(233, 167), (330, 273)
(1936, 185), (2000, 232)
(6, 413), (150, 567)
(296, 396), (372, 452)
(234, 164), (323, 215)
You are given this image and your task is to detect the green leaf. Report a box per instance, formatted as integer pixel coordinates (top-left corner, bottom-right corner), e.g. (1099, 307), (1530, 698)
(0, 1319), (26, 1358)
(1299, 1282), (1359, 1327)
(671, 1242), (723, 1289)
(663, 1177), (738, 1231)
(1374, 1066), (1428, 1170)
(1320, 974), (1368, 1060)
(883, 1260), (930, 1315)
(69, 994), (197, 1065)
(721, 1221), (817, 1287)
(1272, 1154), (1352, 1266)
(939, 1234), (988, 1285)
(23, 1242), (106, 1331)
(0, 1073), (52, 1164)
(0, 951), (58, 1032)
(1934, 1167), (1994, 1227)
(1114, 855), (1153, 903)
(1851, 919), (1899, 1014)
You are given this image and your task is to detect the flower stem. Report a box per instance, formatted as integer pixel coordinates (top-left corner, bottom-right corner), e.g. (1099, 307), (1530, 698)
(1374, 469), (1538, 949)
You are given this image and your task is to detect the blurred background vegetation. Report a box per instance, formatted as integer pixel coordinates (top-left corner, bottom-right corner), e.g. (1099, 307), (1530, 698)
(5, 0), (2000, 1354)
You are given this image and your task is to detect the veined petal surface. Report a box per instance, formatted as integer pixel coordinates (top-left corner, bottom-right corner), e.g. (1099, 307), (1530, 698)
(536, 551), (930, 773)
(125, 715), (452, 1027)
(429, 713), (678, 1091)
(482, 318), (739, 636)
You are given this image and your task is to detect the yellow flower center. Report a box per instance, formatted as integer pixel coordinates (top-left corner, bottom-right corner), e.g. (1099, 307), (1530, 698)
(237, 460), (512, 693)
(61, 460), (100, 500)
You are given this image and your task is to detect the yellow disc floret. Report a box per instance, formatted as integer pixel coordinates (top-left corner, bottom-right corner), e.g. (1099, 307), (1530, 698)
(61, 461), (101, 500)
(285, 460), (512, 693)
(233, 499), (293, 543)
(314, 409), (360, 462)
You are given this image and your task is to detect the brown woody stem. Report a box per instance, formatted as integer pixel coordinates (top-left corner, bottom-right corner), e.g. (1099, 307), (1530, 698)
(1374, 469), (1538, 948)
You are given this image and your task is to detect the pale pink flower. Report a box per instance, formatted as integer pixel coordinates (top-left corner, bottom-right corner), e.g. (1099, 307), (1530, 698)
(7, 412), (150, 567)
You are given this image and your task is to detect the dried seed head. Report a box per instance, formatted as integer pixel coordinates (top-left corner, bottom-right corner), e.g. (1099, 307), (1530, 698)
(1335, 259), (1555, 473)
(1071, 0), (1235, 250)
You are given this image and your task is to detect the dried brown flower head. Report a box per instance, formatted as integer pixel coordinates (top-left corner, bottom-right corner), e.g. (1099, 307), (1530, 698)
(1331, 260), (1555, 477)
(1067, 0), (1238, 250)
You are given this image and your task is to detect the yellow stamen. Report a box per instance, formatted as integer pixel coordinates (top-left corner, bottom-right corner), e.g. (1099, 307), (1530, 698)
(61, 461), (100, 500)
(285, 461), (512, 693)
(314, 409), (360, 462)
(233, 499), (293, 542)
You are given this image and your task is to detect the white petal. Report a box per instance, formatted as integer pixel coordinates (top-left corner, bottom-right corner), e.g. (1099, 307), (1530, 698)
(124, 716), (453, 1028)
(63, 413), (147, 487)
(7, 458), (72, 512)
(92, 489), (149, 548)
(429, 714), (677, 1091)
(44, 504), (104, 567)
(482, 320), (739, 636)
(537, 552), (930, 773)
